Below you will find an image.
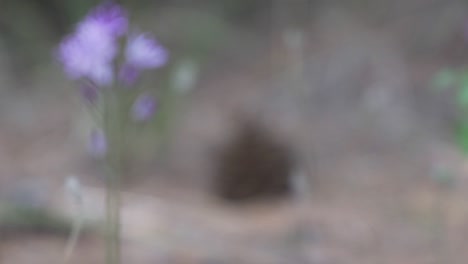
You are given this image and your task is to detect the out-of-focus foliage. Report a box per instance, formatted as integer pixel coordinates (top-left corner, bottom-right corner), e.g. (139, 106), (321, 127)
(152, 9), (231, 59)
(433, 68), (468, 154)
(0, 0), (268, 83)
(0, 0), (96, 83)
(0, 204), (71, 236)
(433, 69), (457, 90)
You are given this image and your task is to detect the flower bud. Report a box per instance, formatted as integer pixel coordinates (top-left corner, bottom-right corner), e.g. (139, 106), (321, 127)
(131, 93), (157, 122)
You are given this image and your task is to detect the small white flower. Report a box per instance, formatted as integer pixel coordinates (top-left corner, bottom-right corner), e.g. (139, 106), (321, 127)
(65, 176), (82, 202)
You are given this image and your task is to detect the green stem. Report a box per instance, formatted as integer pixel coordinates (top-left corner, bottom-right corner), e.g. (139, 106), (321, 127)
(103, 90), (113, 264)
(104, 88), (125, 264)
(107, 165), (121, 264)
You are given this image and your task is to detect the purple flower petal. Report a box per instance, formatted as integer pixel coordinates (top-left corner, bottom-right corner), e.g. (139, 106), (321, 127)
(118, 64), (141, 86)
(88, 129), (107, 158)
(131, 93), (157, 122)
(75, 19), (118, 59)
(125, 34), (168, 69)
(88, 2), (128, 37)
(57, 33), (115, 86)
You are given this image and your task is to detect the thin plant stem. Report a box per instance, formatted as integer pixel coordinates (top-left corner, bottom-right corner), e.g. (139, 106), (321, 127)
(106, 165), (120, 264)
(104, 88), (126, 264)
(103, 87), (114, 264)
(108, 166), (121, 264)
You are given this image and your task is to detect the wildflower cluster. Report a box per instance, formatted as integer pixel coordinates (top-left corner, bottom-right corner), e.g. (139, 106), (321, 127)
(55, 3), (170, 263)
(56, 2), (168, 157)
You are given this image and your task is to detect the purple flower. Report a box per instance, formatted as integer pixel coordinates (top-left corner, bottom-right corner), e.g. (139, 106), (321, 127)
(131, 93), (157, 122)
(118, 64), (140, 86)
(88, 129), (107, 158)
(56, 3), (128, 86)
(88, 2), (128, 37)
(79, 83), (99, 104)
(118, 34), (168, 86)
(58, 34), (115, 86)
(125, 34), (168, 69)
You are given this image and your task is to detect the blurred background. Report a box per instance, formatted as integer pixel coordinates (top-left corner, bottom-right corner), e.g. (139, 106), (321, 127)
(1, 0), (468, 263)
